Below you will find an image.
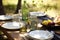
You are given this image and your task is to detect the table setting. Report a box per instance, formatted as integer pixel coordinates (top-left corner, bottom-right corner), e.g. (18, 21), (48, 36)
(25, 12), (60, 40)
(0, 12), (60, 40)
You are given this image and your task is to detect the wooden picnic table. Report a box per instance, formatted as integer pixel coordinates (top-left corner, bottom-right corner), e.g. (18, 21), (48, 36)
(0, 15), (60, 40)
(0, 24), (24, 40)
(0, 24), (14, 40)
(0, 21), (26, 40)
(0, 25), (60, 40)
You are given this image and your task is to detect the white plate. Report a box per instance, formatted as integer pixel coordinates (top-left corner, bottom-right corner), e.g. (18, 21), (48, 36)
(2, 22), (25, 29)
(0, 15), (12, 20)
(30, 12), (46, 16)
(28, 30), (54, 39)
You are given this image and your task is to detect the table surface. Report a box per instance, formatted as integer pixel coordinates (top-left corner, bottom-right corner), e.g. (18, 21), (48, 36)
(0, 16), (60, 40)
(0, 26), (60, 40)
(7, 31), (60, 40)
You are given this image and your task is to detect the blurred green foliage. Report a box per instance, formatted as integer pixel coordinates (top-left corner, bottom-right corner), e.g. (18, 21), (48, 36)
(4, 5), (17, 13)
(3, 0), (58, 15)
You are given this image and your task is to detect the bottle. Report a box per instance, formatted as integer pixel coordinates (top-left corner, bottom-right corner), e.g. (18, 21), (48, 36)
(26, 19), (31, 32)
(19, 21), (27, 33)
(22, 0), (29, 21)
(20, 26), (27, 33)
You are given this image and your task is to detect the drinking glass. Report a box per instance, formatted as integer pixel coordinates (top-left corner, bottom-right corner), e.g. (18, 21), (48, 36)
(28, 15), (38, 31)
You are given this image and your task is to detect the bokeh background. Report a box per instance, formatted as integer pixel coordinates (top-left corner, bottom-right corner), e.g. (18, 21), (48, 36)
(2, 0), (60, 17)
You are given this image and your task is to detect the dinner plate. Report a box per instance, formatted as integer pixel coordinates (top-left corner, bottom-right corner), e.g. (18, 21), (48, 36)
(0, 15), (12, 20)
(2, 22), (25, 29)
(30, 12), (46, 16)
(28, 30), (54, 40)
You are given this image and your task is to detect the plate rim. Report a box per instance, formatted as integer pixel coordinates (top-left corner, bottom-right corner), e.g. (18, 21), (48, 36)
(28, 30), (54, 39)
(1, 22), (23, 29)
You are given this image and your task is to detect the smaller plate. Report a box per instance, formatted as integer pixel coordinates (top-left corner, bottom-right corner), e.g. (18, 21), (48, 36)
(0, 15), (12, 20)
(2, 22), (25, 29)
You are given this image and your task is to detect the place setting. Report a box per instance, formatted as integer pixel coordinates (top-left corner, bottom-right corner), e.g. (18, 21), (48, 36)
(18, 30), (54, 40)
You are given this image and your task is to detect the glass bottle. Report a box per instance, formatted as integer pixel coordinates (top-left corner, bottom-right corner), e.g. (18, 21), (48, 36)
(26, 19), (31, 32)
(22, 0), (29, 21)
